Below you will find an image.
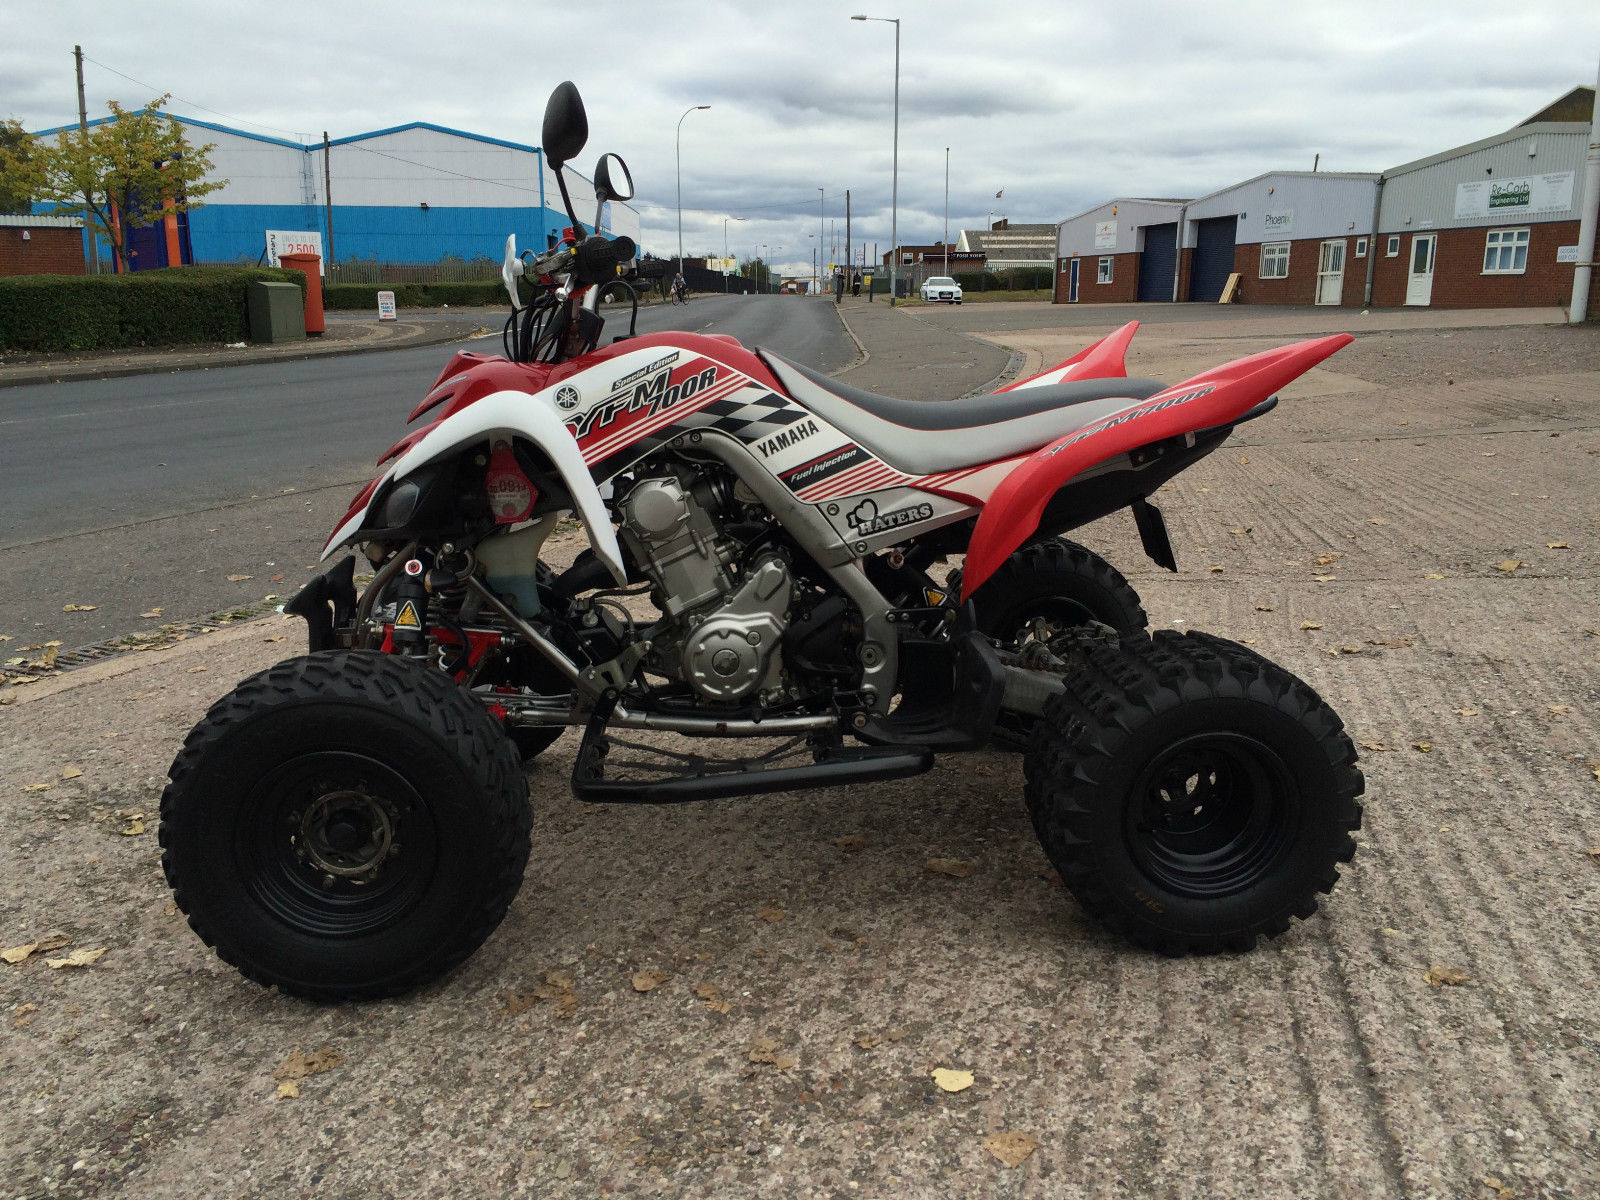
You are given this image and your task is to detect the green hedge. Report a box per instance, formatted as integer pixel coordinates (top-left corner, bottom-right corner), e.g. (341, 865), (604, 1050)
(322, 281), (510, 310)
(0, 266), (307, 353)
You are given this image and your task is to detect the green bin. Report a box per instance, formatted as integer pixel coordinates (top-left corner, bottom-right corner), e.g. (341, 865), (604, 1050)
(248, 281), (306, 343)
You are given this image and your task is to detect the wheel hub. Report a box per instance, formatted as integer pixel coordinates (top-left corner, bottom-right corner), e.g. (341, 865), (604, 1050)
(295, 786), (398, 883)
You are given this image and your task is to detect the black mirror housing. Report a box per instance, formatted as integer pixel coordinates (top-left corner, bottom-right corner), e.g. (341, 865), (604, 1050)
(592, 153), (635, 204)
(542, 82), (589, 167)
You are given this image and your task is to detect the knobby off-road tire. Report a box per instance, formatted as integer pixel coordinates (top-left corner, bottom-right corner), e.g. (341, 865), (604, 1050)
(159, 651), (531, 1001)
(1025, 630), (1362, 954)
(966, 538), (1149, 645)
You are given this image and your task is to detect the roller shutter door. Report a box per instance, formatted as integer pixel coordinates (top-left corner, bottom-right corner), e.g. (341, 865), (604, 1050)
(1137, 223), (1177, 301)
(1190, 216), (1237, 302)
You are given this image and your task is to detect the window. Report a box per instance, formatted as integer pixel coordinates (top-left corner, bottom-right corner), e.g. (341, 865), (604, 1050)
(1355, 237), (1368, 258)
(1097, 256), (1113, 284)
(1260, 242), (1290, 279)
(1386, 235), (1400, 257)
(1483, 227), (1530, 274)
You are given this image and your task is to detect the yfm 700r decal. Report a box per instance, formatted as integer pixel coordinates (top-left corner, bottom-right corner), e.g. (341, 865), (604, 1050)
(567, 356), (718, 442)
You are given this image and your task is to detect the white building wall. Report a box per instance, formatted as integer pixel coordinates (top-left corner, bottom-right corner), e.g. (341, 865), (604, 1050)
(1377, 125), (1588, 233)
(323, 127), (543, 209)
(1058, 199), (1187, 257)
(1184, 173), (1378, 246)
(177, 122), (308, 207)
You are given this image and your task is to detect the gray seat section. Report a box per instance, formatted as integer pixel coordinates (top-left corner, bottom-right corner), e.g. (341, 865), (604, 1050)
(757, 349), (1166, 476)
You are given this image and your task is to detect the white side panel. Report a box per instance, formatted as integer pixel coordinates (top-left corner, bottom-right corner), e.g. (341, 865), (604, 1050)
(388, 390), (626, 584)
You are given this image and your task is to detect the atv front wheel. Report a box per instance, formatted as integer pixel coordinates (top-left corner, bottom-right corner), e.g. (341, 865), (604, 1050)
(1025, 630), (1362, 954)
(160, 651), (531, 1000)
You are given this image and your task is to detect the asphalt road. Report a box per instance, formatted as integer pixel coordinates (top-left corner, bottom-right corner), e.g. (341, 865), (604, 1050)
(0, 295), (853, 651)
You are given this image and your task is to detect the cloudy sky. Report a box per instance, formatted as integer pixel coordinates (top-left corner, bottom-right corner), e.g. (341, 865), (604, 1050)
(6, 0), (1597, 276)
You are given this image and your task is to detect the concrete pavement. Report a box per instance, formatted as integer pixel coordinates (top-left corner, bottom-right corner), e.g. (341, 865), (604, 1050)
(2, 302), (1598, 1198)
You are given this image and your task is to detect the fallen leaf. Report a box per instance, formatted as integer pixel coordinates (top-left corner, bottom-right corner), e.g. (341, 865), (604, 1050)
(1381, 928), (1403, 936)
(925, 858), (977, 878)
(1496, 560), (1521, 573)
(932, 1068), (974, 1093)
(1424, 573), (1445, 580)
(756, 906), (786, 923)
(61, 604), (98, 613)
(60, 765), (82, 780)
(226, 574), (253, 582)
(631, 968), (671, 993)
(985, 1131), (1039, 1168)
(1547, 541), (1569, 550)
(1423, 966), (1471, 987)
(1339, 646), (1363, 655)
(1413, 741), (1433, 753)
(854, 1034), (883, 1050)
(530, 1098), (556, 1110)
(1300, 621), (1323, 631)
(1359, 740), (1390, 752)
(140, 607), (164, 618)
(1208, 565), (1224, 573)
(46, 947), (107, 969)
(1454, 707), (1479, 717)
(1547, 704), (1571, 717)
(3, 944), (38, 965)
(120, 817), (146, 837)
(693, 981), (721, 1001)
(1228, 526), (1249, 535)
(269, 573), (285, 582)
(834, 834), (868, 852)
(1587, 847), (1600, 860)
(1316, 552), (1344, 566)
(274, 1046), (344, 1081)
(13, 1002), (38, 1026)
(1481, 451), (1496, 457)
(1254, 604), (1274, 612)
(748, 1038), (796, 1069)
(186, 667), (207, 674)
(22, 782), (51, 793)
(1239, 456), (1250, 464)
(0, 634), (10, 641)
(263, 635), (285, 643)
(1312, 574), (1338, 583)
(276, 1080), (300, 1099)
(1482, 1176), (1514, 1200)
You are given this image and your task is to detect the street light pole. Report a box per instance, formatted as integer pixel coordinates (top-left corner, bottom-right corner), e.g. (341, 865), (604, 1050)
(852, 15), (900, 305)
(944, 146), (949, 275)
(676, 104), (710, 275)
(816, 187), (824, 296)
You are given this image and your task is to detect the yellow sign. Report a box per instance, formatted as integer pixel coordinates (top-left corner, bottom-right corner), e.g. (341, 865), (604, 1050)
(394, 600), (422, 629)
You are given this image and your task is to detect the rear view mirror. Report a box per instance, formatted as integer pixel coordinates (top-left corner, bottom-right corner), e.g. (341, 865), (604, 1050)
(541, 82), (588, 168)
(593, 153), (634, 203)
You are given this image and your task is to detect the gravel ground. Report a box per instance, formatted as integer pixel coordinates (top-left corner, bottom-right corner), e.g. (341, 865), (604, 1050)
(1, 311), (1597, 1198)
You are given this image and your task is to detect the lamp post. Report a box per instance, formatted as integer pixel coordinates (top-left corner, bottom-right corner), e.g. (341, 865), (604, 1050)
(944, 147), (949, 275)
(852, 14), (899, 305)
(676, 104), (710, 275)
(724, 215), (745, 293)
(816, 187), (824, 296)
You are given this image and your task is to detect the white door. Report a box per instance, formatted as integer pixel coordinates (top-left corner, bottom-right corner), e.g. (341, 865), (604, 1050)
(1316, 239), (1345, 305)
(1405, 234), (1436, 306)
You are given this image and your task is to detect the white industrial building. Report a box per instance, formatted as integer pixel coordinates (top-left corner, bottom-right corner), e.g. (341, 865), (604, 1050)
(1055, 198), (1188, 303)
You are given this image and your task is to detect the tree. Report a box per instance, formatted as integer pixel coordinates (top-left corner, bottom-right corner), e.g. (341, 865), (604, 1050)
(740, 257), (772, 292)
(34, 95), (225, 271)
(0, 118), (44, 214)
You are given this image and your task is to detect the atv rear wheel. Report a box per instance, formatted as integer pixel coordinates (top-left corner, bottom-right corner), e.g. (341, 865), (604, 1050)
(1025, 630), (1362, 954)
(966, 538), (1148, 647)
(160, 651), (531, 1000)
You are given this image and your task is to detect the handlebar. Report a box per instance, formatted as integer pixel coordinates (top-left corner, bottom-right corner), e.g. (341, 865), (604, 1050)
(573, 235), (637, 284)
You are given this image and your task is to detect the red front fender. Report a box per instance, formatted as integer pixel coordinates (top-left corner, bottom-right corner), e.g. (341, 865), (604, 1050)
(959, 333), (1353, 601)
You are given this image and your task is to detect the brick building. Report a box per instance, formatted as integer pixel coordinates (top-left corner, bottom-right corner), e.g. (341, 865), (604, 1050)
(0, 214), (86, 277)
(1369, 91), (1596, 309)
(1179, 172), (1379, 305)
(1054, 199), (1188, 303)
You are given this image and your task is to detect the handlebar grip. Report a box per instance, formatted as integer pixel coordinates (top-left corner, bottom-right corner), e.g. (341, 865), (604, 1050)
(574, 235), (637, 282)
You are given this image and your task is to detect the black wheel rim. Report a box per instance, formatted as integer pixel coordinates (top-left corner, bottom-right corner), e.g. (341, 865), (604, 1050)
(1124, 731), (1299, 899)
(1004, 597), (1100, 646)
(236, 751), (440, 938)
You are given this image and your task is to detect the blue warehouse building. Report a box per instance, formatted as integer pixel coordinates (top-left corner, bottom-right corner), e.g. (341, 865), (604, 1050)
(32, 114), (640, 269)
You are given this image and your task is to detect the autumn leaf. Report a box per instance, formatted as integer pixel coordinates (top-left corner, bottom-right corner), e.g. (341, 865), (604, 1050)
(276, 1081), (300, 1099)
(21, 782), (51, 793)
(60, 765), (82, 780)
(1339, 646), (1363, 655)
(1228, 527), (1250, 535)
(1454, 707), (1479, 717)
(854, 1034), (883, 1050)
(1358, 740), (1391, 752)
(1208, 565), (1223, 574)
(748, 1038), (796, 1070)
(226, 574), (253, 582)
(1547, 704), (1571, 717)
(1368, 517), (1390, 525)
(834, 834), (867, 852)
(274, 1046), (344, 1081)
(1424, 573), (1445, 580)
(756, 906), (786, 923)
(1413, 741), (1433, 753)
(631, 968), (671, 993)
(1300, 621), (1323, 631)
(140, 607), (164, 618)
(185, 667), (207, 674)
(1423, 966), (1471, 987)
(693, 981), (730, 1013)
(1547, 541), (1569, 550)
(985, 1131), (1039, 1168)
(925, 858), (977, 878)
(931, 1068), (974, 1093)
(61, 604), (98, 613)
(2, 944), (37, 965)
(120, 817), (146, 837)
(1254, 604), (1274, 612)
(1316, 552), (1344, 566)
(46, 946), (107, 969)
(1496, 560), (1521, 573)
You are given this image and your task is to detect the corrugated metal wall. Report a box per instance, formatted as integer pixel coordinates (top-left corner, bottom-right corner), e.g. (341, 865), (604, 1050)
(1057, 199), (1187, 257)
(1378, 125), (1588, 233)
(1185, 173), (1377, 246)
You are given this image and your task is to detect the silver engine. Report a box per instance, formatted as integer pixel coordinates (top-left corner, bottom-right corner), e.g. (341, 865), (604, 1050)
(616, 474), (792, 704)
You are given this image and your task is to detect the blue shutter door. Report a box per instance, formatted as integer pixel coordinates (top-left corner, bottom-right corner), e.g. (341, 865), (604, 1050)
(1137, 222), (1177, 301)
(1190, 216), (1237, 302)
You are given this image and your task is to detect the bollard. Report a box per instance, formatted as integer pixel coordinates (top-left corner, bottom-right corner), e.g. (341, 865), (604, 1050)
(279, 252), (325, 337)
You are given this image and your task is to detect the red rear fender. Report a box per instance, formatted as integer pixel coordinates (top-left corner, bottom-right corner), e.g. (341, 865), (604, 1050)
(960, 333), (1353, 600)
(995, 321), (1138, 391)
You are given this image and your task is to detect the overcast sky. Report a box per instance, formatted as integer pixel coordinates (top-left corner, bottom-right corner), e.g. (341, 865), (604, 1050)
(6, 0), (1597, 275)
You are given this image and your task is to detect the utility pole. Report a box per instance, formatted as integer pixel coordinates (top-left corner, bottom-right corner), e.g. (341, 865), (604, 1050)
(944, 147), (949, 274)
(322, 132), (335, 269)
(1569, 53), (1600, 324)
(74, 45), (95, 273)
(845, 189), (851, 293)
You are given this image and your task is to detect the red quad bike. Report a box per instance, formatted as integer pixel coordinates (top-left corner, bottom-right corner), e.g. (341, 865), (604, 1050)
(159, 82), (1363, 1000)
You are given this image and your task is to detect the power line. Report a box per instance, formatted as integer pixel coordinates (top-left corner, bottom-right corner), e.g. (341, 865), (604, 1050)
(81, 54), (315, 141)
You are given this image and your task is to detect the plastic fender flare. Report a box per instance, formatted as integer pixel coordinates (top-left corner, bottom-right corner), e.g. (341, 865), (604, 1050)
(959, 333), (1353, 601)
(328, 389), (627, 585)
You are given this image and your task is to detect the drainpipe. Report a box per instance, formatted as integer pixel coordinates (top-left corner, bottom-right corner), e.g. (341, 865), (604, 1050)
(1362, 174), (1385, 310)
(1569, 56), (1600, 324)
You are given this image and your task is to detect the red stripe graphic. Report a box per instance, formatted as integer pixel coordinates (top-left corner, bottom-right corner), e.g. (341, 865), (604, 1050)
(579, 375), (747, 465)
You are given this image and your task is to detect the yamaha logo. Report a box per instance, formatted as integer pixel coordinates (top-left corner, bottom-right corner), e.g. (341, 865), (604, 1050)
(555, 385), (580, 410)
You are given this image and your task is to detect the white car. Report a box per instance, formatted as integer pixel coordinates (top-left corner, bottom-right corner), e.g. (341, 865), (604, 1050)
(920, 276), (963, 304)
